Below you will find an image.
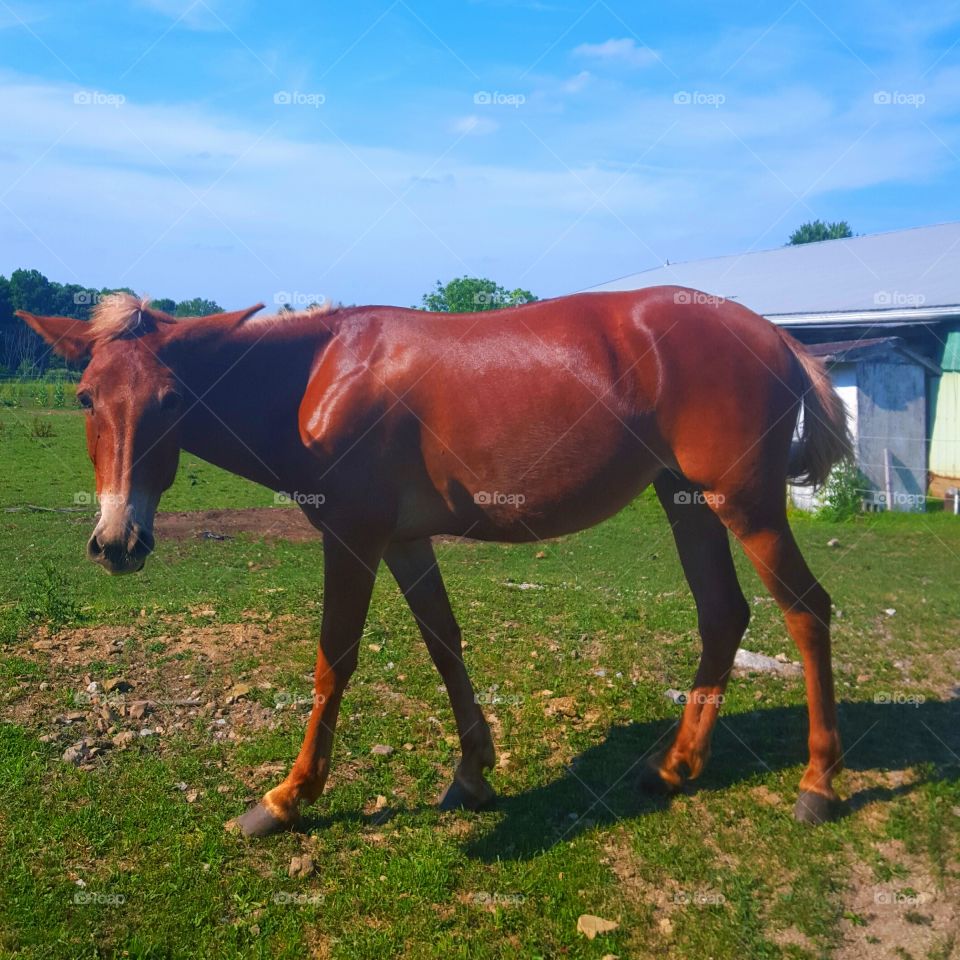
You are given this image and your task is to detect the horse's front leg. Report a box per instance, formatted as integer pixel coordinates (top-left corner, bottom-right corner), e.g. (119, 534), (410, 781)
(228, 533), (383, 837)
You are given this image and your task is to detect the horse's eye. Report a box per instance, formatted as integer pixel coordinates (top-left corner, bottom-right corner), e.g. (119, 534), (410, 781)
(159, 391), (182, 413)
(77, 390), (94, 411)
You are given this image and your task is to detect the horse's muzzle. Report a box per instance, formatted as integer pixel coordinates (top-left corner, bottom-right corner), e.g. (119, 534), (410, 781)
(87, 525), (154, 574)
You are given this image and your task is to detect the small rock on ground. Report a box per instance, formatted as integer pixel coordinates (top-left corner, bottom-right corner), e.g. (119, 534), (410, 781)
(733, 648), (802, 677)
(544, 696), (577, 718)
(288, 855), (315, 879)
(577, 914), (619, 939)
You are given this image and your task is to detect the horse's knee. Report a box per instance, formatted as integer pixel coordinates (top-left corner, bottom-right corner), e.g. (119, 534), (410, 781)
(696, 591), (750, 654)
(728, 594), (751, 637)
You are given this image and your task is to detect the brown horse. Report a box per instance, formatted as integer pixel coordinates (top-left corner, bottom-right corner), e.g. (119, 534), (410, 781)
(18, 286), (851, 837)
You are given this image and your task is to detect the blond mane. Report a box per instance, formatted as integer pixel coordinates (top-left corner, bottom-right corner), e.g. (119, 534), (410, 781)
(89, 294), (175, 340)
(89, 293), (341, 340)
(245, 300), (342, 326)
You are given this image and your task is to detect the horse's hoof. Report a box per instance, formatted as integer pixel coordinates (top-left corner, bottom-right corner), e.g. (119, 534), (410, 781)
(438, 776), (496, 812)
(637, 762), (680, 796)
(226, 802), (293, 838)
(793, 791), (841, 825)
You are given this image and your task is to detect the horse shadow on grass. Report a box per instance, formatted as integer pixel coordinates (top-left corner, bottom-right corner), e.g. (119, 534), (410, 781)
(304, 699), (959, 862)
(463, 698), (960, 862)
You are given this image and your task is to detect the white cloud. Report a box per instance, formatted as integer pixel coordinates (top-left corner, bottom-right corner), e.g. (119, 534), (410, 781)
(561, 70), (592, 94)
(0, 62), (958, 308)
(137, 0), (252, 31)
(0, 5), (47, 30)
(451, 114), (499, 135)
(572, 38), (660, 69)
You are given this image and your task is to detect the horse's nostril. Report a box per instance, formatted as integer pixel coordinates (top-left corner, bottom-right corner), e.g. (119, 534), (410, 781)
(128, 524), (154, 556)
(87, 534), (104, 559)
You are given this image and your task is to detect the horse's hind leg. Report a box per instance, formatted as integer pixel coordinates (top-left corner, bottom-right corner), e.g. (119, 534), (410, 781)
(716, 497), (843, 823)
(385, 539), (496, 810)
(642, 471), (751, 793)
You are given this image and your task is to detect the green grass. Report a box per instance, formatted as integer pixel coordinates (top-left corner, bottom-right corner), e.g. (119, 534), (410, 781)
(1, 406), (958, 958)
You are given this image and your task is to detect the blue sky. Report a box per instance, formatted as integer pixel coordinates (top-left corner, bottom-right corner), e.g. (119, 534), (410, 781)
(1, 0), (958, 309)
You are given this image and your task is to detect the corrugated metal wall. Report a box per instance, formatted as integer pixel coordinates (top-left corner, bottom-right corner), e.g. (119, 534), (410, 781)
(858, 361), (927, 510)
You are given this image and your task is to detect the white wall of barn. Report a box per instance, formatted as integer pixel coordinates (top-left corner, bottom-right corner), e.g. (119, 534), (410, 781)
(788, 364), (858, 511)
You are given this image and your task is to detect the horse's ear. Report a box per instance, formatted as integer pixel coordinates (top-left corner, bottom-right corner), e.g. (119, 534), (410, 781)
(207, 303), (266, 330)
(15, 311), (93, 362)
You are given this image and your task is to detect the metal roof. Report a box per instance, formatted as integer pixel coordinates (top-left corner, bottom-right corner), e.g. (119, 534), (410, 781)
(584, 221), (960, 322)
(805, 336), (942, 375)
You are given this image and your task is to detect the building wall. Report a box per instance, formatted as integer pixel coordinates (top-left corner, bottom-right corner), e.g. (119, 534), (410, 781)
(929, 372), (960, 490)
(789, 364), (857, 510)
(857, 361), (927, 511)
(929, 328), (960, 493)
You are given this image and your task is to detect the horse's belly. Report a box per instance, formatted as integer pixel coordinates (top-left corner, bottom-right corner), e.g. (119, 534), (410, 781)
(473, 457), (662, 540)
(408, 419), (669, 542)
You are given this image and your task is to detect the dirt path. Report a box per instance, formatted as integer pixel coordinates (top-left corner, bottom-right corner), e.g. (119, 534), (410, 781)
(153, 507), (319, 542)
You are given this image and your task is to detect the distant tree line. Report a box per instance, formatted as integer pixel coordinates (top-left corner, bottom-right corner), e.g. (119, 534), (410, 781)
(1, 269), (542, 376)
(7, 237), (861, 374)
(0, 269), (223, 376)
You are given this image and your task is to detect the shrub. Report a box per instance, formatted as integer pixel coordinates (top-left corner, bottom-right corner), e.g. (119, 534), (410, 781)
(29, 417), (55, 439)
(23, 561), (81, 630)
(0, 383), (22, 408)
(816, 459), (867, 521)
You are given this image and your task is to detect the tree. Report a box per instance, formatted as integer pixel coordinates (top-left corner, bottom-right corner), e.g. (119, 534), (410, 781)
(788, 220), (853, 245)
(419, 276), (537, 313)
(1, 270), (80, 374)
(8, 269), (58, 315)
(0, 275), (13, 327)
(174, 297), (223, 317)
(0, 269), (228, 373)
(150, 298), (177, 314)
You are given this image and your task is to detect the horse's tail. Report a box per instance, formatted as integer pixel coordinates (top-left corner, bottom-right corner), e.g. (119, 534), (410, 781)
(777, 328), (853, 486)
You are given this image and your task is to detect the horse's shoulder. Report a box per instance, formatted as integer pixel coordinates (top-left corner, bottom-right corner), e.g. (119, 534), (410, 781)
(296, 319), (398, 455)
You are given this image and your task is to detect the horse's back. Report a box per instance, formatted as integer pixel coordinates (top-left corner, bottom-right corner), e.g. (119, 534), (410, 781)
(296, 288), (799, 539)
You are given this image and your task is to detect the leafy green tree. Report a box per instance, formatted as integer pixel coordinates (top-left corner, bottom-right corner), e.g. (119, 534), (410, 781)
(150, 298), (177, 314)
(1, 270), (77, 374)
(8, 269), (57, 314)
(419, 276), (537, 313)
(174, 297), (223, 317)
(0, 275), (13, 325)
(788, 220), (853, 245)
(0, 269), (226, 373)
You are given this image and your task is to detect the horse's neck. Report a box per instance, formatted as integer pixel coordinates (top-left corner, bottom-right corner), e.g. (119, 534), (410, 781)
(176, 327), (325, 491)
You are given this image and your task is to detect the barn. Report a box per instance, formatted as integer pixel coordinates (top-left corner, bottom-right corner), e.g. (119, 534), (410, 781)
(585, 222), (960, 511)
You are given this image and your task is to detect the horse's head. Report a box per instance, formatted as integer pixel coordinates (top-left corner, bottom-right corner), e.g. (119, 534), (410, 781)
(17, 295), (262, 574)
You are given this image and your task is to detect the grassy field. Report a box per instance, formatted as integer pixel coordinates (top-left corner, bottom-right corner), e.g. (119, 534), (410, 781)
(1, 403), (958, 959)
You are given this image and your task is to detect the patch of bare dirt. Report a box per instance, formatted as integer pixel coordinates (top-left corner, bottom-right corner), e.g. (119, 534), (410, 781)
(843, 767), (925, 828)
(154, 507), (319, 542)
(149, 508), (495, 548)
(836, 838), (960, 959)
(769, 925), (820, 954)
(5, 617), (315, 767)
(601, 825), (727, 932)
